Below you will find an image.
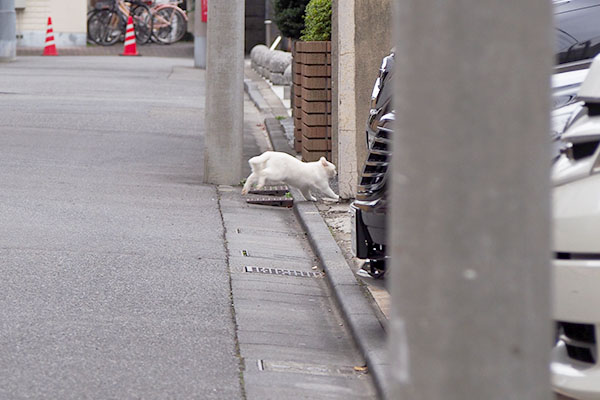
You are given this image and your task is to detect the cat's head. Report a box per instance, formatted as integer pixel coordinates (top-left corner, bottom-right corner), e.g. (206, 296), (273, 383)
(320, 157), (337, 178)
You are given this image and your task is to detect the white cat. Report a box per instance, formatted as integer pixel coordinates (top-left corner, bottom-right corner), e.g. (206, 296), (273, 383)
(241, 151), (339, 201)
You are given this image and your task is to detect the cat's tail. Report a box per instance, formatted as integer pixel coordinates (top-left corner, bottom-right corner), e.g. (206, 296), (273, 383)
(248, 152), (270, 173)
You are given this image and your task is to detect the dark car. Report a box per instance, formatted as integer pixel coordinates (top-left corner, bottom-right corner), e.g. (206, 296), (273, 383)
(349, 5), (597, 279)
(350, 53), (394, 278)
(349, 2), (600, 278)
(556, 0), (600, 64)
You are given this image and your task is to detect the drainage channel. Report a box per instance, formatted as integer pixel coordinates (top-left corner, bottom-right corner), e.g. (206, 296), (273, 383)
(240, 249), (311, 262)
(256, 359), (367, 377)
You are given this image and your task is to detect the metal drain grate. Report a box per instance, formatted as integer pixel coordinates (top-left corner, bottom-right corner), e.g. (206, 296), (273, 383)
(246, 196), (293, 208)
(244, 266), (323, 278)
(248, 185), (290, 196)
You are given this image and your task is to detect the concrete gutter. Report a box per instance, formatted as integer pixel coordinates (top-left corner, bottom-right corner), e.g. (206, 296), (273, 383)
(244, 60), (389, 399)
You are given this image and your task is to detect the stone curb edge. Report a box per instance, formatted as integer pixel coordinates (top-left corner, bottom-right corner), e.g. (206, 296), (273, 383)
(244, 79), (270, 113)
(290, 188), (389, 399)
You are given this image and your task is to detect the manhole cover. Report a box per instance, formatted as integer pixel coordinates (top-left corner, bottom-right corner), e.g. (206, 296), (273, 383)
(244, 266), (322, 278)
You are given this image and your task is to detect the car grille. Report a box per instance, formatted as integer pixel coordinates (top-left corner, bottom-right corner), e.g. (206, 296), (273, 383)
(557, 321), (597, 364)
(357, 125), (391, 202)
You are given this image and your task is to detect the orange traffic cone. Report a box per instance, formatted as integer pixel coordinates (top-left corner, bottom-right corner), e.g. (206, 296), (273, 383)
(43, 17), (58, 56)
(120, 16), (139, 56)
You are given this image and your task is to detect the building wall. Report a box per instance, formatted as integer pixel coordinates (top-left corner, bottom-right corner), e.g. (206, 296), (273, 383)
(16, 0), (86, 47)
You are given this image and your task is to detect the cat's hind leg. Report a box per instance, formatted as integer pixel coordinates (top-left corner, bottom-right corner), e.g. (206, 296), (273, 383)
(301, 187), (317, 202)
(256, 173), (268, 190)
(241, 172), (258, 195)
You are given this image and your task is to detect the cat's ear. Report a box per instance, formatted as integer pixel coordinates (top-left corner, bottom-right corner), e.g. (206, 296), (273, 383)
(320, 157), (328, 167)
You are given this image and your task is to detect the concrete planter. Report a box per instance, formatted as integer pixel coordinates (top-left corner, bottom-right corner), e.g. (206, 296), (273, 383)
(293, 40), (331, 161)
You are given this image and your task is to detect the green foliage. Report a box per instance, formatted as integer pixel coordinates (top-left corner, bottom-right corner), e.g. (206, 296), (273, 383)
(272, 0), (311, 40)
(301, 0), (331, 41)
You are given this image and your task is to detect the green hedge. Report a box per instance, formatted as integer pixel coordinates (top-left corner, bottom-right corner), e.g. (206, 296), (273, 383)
(272, 0), (310, 40)
(301, 0), (331, 41)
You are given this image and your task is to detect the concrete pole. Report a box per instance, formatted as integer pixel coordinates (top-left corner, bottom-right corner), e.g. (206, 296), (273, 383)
(264, 0), (271, 46)
(0, 0), (16, 62)
(203, 0), (244, 184)
(333, 0), (390, 199)
(388, 1), (553, 399)
(194, 2), (206, 69)
(334, 0), (357, 199)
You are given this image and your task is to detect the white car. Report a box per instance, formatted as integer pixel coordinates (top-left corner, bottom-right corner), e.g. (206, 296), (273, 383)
(551, 65), (590, 159)
(552, 55), (600, 400)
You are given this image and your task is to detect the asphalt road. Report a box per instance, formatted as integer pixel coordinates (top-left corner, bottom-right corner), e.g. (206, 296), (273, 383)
(0, 57), (242, 399)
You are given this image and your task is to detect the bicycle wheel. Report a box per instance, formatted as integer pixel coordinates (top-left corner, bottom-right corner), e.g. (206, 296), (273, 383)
(152, 7), (187, 45)
(131, 4), (153, 44)
(87, 9), (121, 46)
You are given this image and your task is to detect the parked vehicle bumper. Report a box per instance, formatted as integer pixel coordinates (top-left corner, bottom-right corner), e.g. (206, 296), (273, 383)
(552, 259), (600, 399)
(350, 203), (386, 259)
(552, 338), (600, 400)
(552, 174), (600, 399)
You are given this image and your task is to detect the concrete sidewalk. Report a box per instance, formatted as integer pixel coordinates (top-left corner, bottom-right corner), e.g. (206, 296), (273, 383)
(234, 86), (377, 399)
(220, 184), (376, 399)
(244, 59), (390, 398)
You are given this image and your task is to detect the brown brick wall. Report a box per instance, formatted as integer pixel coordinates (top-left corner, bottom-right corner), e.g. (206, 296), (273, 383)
(292, 43), (303, 153)
(293, 40), (332, 162)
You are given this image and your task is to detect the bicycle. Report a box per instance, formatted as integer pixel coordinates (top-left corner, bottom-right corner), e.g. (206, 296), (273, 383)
(148, 0), (187, 45)
(87, 0), (154, 46)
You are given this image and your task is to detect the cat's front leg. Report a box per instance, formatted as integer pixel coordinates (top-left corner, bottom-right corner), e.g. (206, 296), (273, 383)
(241, 172), (257, 195)
(318, 184), (340, 202)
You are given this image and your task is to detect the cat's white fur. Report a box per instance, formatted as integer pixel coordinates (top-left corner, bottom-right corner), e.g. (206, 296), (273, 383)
(241, 151), (339, 201)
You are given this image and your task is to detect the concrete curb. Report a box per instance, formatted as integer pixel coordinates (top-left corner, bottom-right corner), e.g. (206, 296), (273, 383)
(290, 189), (389, 399)
(244, 66), (389, 399)
(244, 79), (269, 112)
(264, 117), (294, 155)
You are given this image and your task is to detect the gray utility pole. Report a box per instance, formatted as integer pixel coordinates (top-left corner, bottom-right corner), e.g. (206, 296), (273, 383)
(388, 1), (553, 399)
(203, 0), (244, 184)
(0, 0), (16, 62)
(264, 0), (271, 46)
(193, 2), (206, 69)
